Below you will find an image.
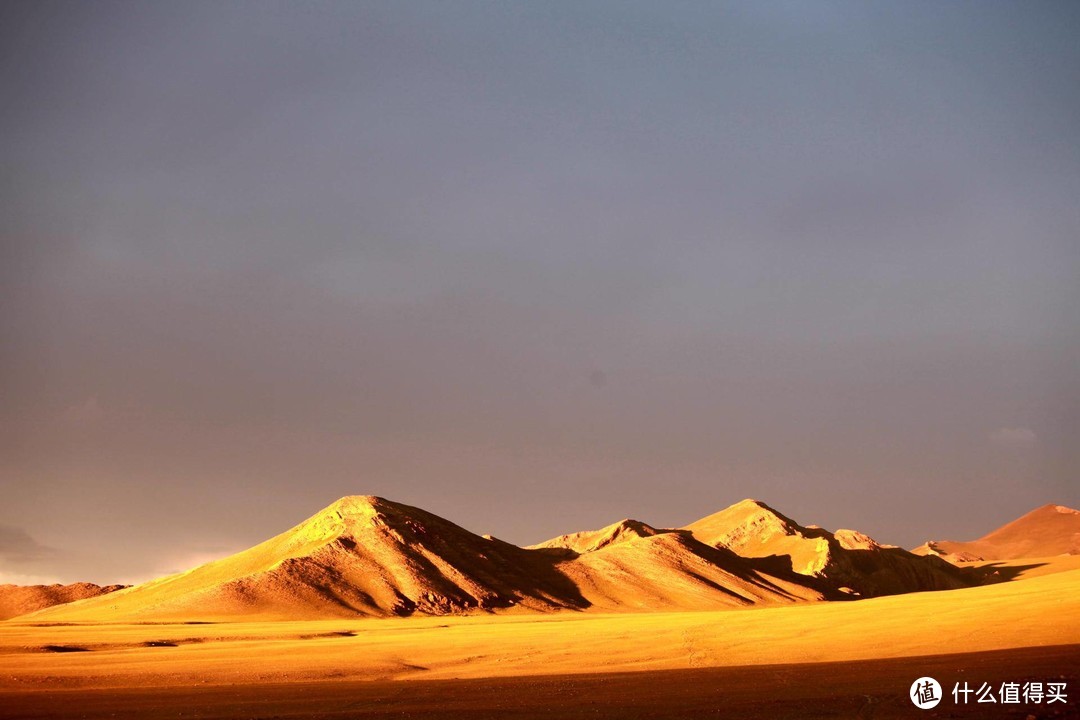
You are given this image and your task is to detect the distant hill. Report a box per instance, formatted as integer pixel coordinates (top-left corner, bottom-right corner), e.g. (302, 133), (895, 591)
(21, 495), (978, 622)
(0, 582), (127, 620)
(528, 518), (664, 553)
(913, 504), (1080, 562)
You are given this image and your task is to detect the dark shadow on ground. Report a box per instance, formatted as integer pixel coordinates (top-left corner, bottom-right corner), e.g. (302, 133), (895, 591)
(5, 644), (1077, 719)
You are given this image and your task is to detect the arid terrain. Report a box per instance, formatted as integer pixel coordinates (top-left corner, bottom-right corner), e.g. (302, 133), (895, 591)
(1, 497), (1078, 718)
(0, 582), (126, 622)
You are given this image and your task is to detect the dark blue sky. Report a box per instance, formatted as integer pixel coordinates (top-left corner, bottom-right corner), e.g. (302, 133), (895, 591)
(1, 1), (1077, 583)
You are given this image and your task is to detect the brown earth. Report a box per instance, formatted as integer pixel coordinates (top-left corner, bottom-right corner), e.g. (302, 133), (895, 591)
(0, 583), (126, 621)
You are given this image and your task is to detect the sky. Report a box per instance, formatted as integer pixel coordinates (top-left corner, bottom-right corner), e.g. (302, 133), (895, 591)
(1, 1), (1078, 585)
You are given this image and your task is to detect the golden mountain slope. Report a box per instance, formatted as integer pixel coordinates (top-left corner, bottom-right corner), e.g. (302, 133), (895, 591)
(684, 499), (969, 597)
(27, 496), (586, 621)
(913, 503), (1080, 561)
(555, 530), (826, 610)
(527, 518), (663, 553)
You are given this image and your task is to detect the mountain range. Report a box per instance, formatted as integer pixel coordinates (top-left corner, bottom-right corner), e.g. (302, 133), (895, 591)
(10, 495), (1046, 622)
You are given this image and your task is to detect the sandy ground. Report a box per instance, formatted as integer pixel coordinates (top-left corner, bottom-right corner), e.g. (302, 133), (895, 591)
(2, 565), (1078, 718)
(3, 645), (1077, 719)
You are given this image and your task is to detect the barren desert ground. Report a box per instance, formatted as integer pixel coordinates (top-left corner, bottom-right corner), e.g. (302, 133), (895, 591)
(3, 562), (1078, 719)
(3, 645), (1077, 719)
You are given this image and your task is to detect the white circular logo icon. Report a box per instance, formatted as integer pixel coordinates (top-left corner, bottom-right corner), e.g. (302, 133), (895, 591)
(910, 677), (942, 709)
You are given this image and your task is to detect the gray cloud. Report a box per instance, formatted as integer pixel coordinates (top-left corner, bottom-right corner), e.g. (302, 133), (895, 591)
(0, 525), (55, 565)
(990, 427), (1038, 451)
